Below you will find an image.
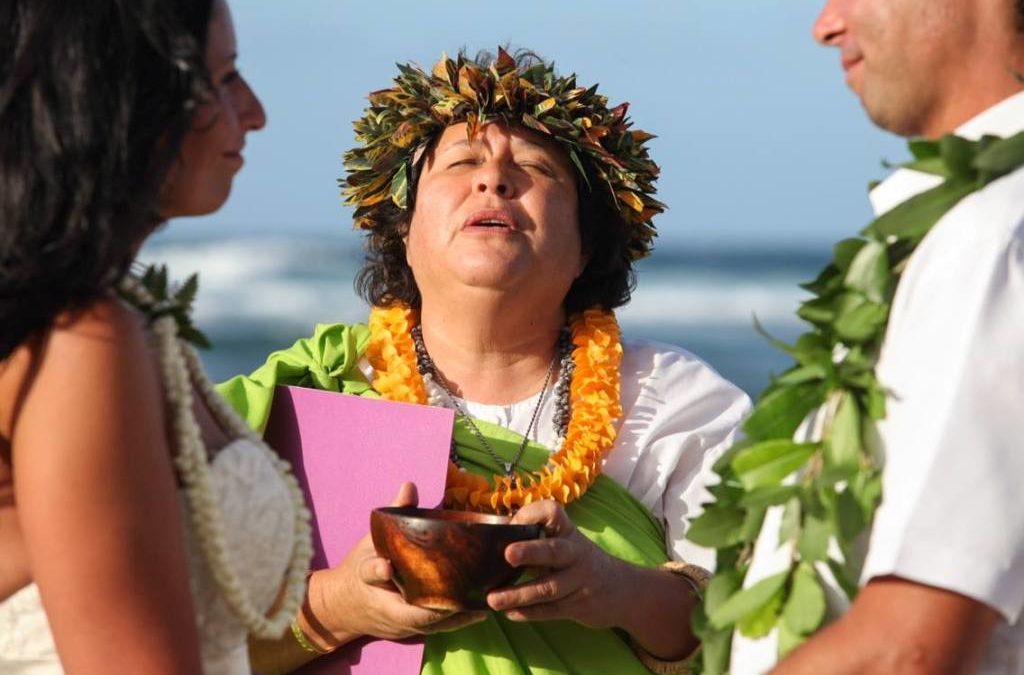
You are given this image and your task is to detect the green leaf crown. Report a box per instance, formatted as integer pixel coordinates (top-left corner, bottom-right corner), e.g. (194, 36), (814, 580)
(341, 47), (666, 260)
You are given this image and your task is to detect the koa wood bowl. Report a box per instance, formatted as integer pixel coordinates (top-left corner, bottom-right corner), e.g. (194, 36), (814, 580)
(370, 506), (542, 611)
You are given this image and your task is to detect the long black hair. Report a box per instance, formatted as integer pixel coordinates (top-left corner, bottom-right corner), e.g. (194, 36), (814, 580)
(0, 0), (214, 359)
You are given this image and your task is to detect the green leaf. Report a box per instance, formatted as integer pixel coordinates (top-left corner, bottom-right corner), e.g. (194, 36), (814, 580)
(707, 478), (745, 507)
(823, 391), (861, 477)
(851, 470), (883, 522)
(974, 130), (1024, 179)
(567, 150), (592, 191)
(902, 156), (951, 178)
(779, 497), (802, 544)
(389, 162), (409, 209)
(743, 382), (823, 441)
(835, 488), (867, 541)
(797, 296), (837, 325)
(833, 294), (888, 343)
(716, 545), (741, 573)
(907, 137), (940, 161)
(711, 438), (753, 474)
(740, 484), (801, 508)
(737, 585), (784, 639)
(797, 511), (833, 562)
(843, 240), (891, 304)
(866, 178), (976, 242)
(739, 505), (768, 543)
(832, 238), (867, 273)
(686, 506), (745, 548)
(782, 563), (827, 635)
(938, 134), (976, 179)
(827, 558), (860, 601)
(732, 440), (817, 490)
(800, 264), (842, 295)
(777, 617), (806, 659)
(176, 273), (199, 306)
(790, 333), (831, 368)
(709, 571), (789, 630)
(179, 325), (212, 350)
(864, 378), (887, 420)
(700, 627), (733, 675)
(773, 364), (827, 387)
(704, 570), (743, 616)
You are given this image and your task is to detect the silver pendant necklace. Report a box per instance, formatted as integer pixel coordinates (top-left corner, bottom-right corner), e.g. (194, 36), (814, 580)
(411, 325), (572, 480)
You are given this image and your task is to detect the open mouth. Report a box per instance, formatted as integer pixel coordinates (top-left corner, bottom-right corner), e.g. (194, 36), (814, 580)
(463, 210), (517, 231)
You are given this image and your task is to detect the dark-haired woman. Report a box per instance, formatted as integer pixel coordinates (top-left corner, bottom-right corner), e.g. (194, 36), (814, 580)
(222, 50), (751, 674)
(0, 1), (312, 672)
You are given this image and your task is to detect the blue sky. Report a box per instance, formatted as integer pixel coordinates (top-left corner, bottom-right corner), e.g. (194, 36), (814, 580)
(174, 0), (907, 249)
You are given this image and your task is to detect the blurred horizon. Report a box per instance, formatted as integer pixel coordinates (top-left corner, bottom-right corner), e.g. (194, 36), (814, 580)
(158, 0), (907, 250)
(145, 1), (911, 394)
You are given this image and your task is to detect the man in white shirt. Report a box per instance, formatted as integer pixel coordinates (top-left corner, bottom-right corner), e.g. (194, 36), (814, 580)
(730, 0), (1024, 673)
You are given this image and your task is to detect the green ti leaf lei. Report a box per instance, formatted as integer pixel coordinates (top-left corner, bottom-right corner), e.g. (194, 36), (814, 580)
(687, 131), (1024, 674)
(117, 264), (210, 349)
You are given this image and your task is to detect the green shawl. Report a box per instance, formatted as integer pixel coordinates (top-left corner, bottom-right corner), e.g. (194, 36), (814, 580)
(217, 323), (673, 674)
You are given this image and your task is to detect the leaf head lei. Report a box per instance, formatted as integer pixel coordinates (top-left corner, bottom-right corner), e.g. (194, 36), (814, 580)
(342, 47), (665, 260)
(688, 131), (1024, 674)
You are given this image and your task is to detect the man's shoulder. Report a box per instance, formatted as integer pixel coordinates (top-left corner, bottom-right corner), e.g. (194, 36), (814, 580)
(906, 165), (1024, 278)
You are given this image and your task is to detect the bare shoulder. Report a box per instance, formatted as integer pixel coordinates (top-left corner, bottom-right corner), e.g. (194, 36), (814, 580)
(0, 295), (162, 446)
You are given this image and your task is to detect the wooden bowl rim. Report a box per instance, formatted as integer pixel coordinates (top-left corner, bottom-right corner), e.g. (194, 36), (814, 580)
(372, 506), (541, 533)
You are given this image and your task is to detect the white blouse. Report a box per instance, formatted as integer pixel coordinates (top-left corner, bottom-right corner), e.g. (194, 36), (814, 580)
(434, 337), (751, 568)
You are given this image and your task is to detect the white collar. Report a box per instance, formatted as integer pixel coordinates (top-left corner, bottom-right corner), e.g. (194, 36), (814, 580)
(869, 91), (1024, 216)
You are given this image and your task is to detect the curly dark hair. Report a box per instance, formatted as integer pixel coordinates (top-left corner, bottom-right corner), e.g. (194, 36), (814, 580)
(355, 50), (638, 315)
(0, 0), (214, 359)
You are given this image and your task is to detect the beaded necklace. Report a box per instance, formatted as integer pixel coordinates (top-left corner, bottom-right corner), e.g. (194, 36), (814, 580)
(412, 324), (572, 479)
(119, 274), (313, 639)
(367, 304), (623, 514)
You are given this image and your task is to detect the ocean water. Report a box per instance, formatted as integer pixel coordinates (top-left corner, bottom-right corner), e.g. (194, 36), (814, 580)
(139, 233), (831, 396)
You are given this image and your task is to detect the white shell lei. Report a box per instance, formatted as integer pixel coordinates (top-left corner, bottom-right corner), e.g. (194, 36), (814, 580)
(120, 276), (313, 639)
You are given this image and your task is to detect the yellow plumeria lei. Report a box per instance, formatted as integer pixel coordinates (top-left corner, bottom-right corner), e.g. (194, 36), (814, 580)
(367, 304), (623, 514)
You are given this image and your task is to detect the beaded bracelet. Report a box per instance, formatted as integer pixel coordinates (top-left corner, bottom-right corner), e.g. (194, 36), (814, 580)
(627, 561), (711, 674)
(291, 619), (332, 656)
(660, 561), (711, 596)
(630, 642), (698, 675)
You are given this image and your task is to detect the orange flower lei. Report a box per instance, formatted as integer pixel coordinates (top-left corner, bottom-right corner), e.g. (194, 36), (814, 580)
(367, 304), (623, 513)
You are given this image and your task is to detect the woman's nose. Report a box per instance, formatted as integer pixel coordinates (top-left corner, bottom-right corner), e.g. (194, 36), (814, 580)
(474, 162), (513, 197)
(239, 77), (267, 132)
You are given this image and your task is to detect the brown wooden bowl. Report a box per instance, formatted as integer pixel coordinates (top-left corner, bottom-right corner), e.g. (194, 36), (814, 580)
(370, 506), (543, 611)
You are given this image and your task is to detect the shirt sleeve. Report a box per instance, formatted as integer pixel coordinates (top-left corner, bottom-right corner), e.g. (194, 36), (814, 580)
(216, 322), (373, 433)
(603, 339), (751, 570)
(862, 223), (1024, 622)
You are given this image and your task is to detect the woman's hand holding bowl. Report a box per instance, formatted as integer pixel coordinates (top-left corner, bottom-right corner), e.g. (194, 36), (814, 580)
(485, 499), (631, 630)
(306, 482), (487, 647)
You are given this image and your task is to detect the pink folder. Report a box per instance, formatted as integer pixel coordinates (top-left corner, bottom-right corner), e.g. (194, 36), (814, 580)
(264, 385), (455, 674)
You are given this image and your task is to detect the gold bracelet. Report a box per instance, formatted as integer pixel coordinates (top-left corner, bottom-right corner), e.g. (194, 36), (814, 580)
(291, 619), (332, 656)
(629, 638), (698, 675)
(626, 561), (712, 674)
(660, 560), (711, 596)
